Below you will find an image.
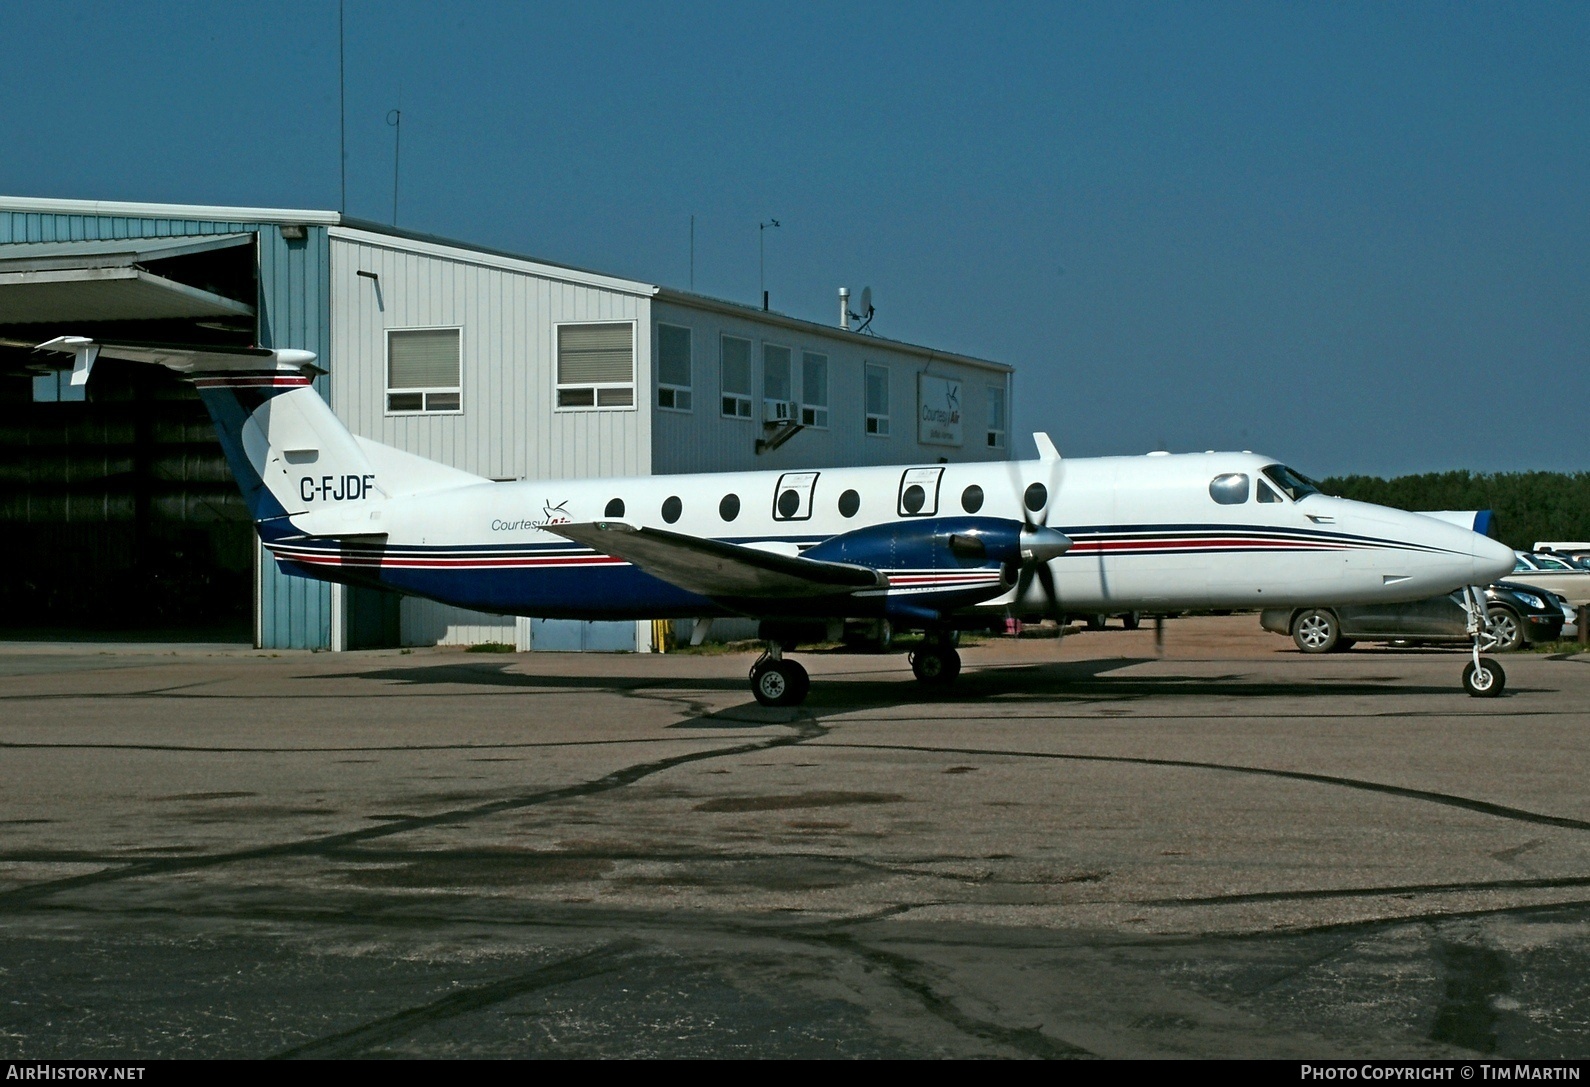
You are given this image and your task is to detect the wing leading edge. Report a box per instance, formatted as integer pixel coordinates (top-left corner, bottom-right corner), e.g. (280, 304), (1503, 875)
(546, 522), (884, 600)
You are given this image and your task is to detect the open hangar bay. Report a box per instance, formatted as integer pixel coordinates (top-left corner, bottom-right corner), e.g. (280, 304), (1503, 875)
(2, 617), (1589, 1059)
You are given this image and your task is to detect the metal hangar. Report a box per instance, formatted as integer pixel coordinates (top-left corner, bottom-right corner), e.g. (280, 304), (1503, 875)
(0, 196), (1015, 651)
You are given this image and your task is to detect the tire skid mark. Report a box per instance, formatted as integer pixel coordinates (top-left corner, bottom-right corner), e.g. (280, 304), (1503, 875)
(788, 929), (1095, 1059)
(270, 942), (638, 1059)
(823, 741), (1590, 833)
(0, 734), (771, 755)
(1149, 874), (1590, 907)
(0, 718), (827, 911)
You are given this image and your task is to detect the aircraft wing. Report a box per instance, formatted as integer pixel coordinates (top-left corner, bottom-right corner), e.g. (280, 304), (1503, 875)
(547, 522), (884, 599)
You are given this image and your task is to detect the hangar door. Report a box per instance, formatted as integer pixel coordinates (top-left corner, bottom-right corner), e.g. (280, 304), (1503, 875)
(0, 234), (260, 637)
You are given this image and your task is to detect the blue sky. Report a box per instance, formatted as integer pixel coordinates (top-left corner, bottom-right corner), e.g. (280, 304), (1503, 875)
(6, 1), (1586, 476)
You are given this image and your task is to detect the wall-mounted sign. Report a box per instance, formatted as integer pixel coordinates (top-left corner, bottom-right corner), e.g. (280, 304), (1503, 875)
(917, 374), (963, 447)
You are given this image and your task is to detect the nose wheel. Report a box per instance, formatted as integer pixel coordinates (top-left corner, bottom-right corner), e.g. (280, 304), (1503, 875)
(1463, 657), (1505, 697)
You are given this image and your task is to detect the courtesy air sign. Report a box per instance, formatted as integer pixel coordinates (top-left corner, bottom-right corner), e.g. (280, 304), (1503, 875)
(918, 375), (963, 447)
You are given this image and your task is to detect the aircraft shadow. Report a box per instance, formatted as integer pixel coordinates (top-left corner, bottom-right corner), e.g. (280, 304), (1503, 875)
(321, 656), (1465, 715)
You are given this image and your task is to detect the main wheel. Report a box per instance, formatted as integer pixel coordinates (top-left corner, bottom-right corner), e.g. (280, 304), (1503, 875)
(910, 645), (961, 685)
(1487, 607), (1525, 653)
(1120, 612), (1141, 631)
(750, 659), (809, 706)
(1085, 614), (1107, 630)
(1462, 657), (1506, 698)
(1292, 609), (1339, 654)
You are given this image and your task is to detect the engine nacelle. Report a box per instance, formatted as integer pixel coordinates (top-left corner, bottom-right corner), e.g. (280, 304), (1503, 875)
(804, 516), (1025, 570)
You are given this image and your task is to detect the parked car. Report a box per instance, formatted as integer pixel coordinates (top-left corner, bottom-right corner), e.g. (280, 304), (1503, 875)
(1534, 542), (1590, 565)
(1504, 552), (1590, 606)
(1261, 581), (1566, 653)
(1070, 611), (1142, 630)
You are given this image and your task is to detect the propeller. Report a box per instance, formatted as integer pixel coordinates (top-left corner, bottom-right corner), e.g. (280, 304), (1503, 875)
(1006, 433), (1070, 624)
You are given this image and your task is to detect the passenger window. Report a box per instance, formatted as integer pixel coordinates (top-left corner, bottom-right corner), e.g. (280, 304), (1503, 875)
(838, 489), (861, 518)
(898, 467), (944, 517)
(772, 472), (818, 521)
(1257, 480), (1282, 503)
(719, 494), (740, 522)
(604, 498), (625, 518)
(1209, 474), (1249, 505)
(961, 484), (984, 513)
(662, 496), (682, 523)
(1024, 482), (1047, 513)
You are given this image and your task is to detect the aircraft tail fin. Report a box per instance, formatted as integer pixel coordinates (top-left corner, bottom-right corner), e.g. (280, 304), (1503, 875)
(35, 337), (485, 527)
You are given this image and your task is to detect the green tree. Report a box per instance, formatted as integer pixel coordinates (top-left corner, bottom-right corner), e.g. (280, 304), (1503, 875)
(1319, 472), (1590, 551)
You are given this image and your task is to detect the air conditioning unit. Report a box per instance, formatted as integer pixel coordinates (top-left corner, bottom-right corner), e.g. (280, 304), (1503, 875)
(764, 398), (794, 424)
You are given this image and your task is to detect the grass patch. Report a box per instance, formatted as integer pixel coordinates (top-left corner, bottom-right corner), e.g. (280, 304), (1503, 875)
(1528, 640), (1590, 655)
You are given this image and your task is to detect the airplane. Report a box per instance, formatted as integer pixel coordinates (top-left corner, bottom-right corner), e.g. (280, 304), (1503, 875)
(37, 336), (1520, 703)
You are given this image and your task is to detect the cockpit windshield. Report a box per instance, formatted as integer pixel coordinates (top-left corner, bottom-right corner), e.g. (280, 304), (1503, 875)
(1261, 464), (1322, 502)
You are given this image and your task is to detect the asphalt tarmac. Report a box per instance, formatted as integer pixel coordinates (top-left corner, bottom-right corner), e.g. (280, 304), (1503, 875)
(2, 617), (1589, 1059)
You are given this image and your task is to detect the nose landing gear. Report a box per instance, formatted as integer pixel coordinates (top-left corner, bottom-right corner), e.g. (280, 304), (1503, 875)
(1460, 585), (1506, 698)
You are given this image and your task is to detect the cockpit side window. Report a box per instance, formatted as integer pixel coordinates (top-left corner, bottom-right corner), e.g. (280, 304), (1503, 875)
(1208, 473), (1250, 505)
(1257, 480), (1283, 503)
(1261, 464), (1321, 501)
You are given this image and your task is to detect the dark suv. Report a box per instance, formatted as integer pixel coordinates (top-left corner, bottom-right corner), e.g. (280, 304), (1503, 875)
(1261, 581), (1566, 653)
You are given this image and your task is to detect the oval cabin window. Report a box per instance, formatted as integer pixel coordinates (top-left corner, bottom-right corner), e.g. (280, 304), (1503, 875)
(961, 484), (984, 513)
(662, 496), (682, 523)
(1209, 474), (1250, 505)
(777, 489), (801, 518)
(902, 484), (926, 514)
(719, 494), (740, 521)
(1024, 483), (1047, 512)
(604, 498), (625, 518)
(838, 489), (861, 518)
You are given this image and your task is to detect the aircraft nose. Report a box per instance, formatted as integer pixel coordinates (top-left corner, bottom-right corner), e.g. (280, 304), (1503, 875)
(1472, 533), (1516, 584)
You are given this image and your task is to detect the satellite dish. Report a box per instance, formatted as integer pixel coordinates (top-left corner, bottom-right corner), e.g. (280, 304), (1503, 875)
(859, 286), (872, 316)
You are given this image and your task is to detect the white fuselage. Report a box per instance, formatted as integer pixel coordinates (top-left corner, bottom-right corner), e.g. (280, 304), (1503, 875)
(279, 450), (1516, 621)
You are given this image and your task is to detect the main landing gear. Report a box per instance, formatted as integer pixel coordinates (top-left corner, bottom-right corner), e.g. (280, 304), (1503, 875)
(749, 645), (810, 707)
(1460, 585), (1506, 698)
(909, 633), (961, 686)
(746, 630), (965, 707)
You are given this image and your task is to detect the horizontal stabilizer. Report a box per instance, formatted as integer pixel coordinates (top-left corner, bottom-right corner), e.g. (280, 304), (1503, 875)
(547, 522), (884, 600)
(37, 336), (320, 379)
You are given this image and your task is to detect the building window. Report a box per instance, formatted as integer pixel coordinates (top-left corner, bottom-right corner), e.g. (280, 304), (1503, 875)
(387, 328), (462, 414)
(986, 384), (1007, 449)
(763, 344), (792, 423)
(657, 324), (692, 412)
(865, 363), (889, 436)
(801, 352), (828, 428)
(721, 335), (752, 419)
(557, 322), (634, 409)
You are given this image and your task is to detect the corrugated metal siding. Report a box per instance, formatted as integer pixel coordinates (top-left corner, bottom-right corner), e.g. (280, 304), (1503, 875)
(649, 300), (1010, 475)
(400, 597), (516, 647)
(0, 213), (252, 244)
(329, 235), (652, 481)
(256, 224), (333, 650)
